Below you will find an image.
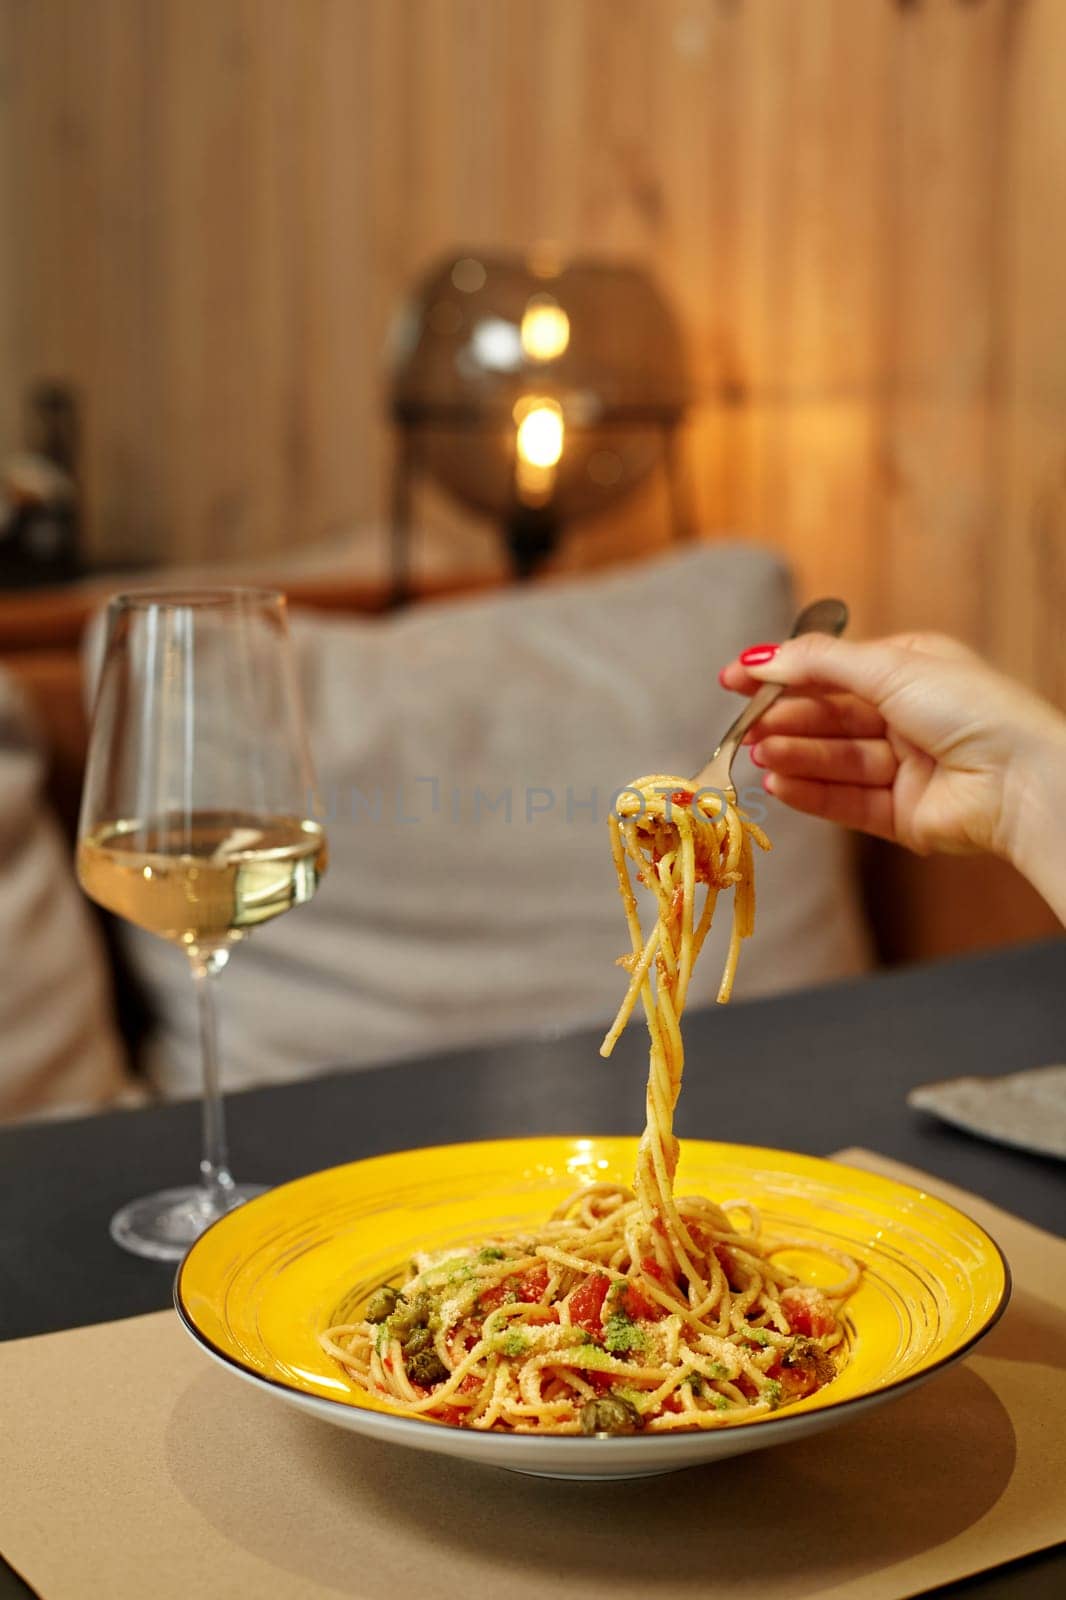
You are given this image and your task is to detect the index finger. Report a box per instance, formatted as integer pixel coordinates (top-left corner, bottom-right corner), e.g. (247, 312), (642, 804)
(739, 693), (886, 742)
(719, 659), (772, 695)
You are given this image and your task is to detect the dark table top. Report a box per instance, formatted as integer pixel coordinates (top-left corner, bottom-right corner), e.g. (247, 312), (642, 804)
(1, 938), (1064, 1598)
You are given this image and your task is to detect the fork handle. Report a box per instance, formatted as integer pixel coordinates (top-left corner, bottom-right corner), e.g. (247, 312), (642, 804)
(692, 597), (849, 793)
(710, 679), (784, 770)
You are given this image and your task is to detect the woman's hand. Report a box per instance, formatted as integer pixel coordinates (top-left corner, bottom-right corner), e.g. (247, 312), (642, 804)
(719, 631), (1066, 918)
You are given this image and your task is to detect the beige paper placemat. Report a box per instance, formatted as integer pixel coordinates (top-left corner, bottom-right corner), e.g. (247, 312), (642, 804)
(1, 1149), (1064, 1600)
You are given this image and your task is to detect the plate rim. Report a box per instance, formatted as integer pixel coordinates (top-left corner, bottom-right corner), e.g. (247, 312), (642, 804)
(174, 1135), (1012, 1452)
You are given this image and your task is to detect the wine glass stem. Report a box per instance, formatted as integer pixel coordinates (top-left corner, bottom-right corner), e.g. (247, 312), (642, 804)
(191, 952), (236, 1204)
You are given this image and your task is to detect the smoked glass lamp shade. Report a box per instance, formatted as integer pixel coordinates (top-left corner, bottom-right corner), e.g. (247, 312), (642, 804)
(388, 251), (689, 572)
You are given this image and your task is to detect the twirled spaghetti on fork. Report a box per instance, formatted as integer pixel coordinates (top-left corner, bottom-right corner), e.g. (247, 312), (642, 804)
(320, 778), (860, 1433)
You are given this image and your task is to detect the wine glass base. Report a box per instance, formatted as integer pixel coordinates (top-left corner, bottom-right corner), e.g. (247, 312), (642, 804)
(109, 1183), (268, 1262)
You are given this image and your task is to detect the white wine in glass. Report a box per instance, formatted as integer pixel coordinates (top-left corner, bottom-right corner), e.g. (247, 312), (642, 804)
(77, 589), (326, 1260)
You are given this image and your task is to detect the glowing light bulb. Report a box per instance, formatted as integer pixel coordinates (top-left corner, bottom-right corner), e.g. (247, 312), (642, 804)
(520, 297), (571, 363)
(515, 400), (565, 468)
(513, 396), (564, 505)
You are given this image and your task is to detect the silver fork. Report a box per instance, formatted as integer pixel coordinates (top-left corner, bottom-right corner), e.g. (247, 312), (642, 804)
(690, 597), (849, 804)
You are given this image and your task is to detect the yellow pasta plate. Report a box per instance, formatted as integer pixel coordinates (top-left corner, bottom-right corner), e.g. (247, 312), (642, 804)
(175, 1137), (1009, 1480)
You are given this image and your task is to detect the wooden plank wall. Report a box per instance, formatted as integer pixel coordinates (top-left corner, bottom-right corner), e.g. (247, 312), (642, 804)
(2, 0), (1063, 673)
(0, 0), (1063, 958)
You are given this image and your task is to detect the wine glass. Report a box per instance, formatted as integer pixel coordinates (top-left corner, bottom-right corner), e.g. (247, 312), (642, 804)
(77, 589), (326, 1260)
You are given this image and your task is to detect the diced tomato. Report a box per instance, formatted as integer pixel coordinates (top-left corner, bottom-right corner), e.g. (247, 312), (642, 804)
(515, 1264), (549, 1303)
(765, 1359), (817, 1403)
(458, 1374), (483, 1395)
(436, 1405), (465, 1427)
(662, 1391), (685, 1414)
(479, 1262), (549, 1313)
(780, 1286), (837, 1339)
(671, 789), (693, 808)
(587, 1370), (615, 1394)
(568, 1273), (610, 1337)
(615, 1281), (665, 1322)
(640, 1256), (669, 1284)
(766, 1337), (836, 1402)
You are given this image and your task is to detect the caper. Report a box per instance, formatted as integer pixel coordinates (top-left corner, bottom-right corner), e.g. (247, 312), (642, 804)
(392, 1290), (435, 1333)
(403, 1326), (433, 1356)
(579, 1395), (642, 1436)
(364, 1285), (401, 1324)
(406, 1348), (449, 1387)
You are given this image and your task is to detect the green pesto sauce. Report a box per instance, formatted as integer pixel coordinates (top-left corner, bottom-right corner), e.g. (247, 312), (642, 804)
(604, 1311), (646, 1355)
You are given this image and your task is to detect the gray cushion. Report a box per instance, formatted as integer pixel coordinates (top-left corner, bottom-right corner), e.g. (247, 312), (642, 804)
(126, 544), (871, 1095)
(0, 670), (131, 1121)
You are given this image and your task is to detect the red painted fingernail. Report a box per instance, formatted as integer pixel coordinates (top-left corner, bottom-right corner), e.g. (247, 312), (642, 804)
(739, 643), (779, 667)
(761, 773), (775, 793)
